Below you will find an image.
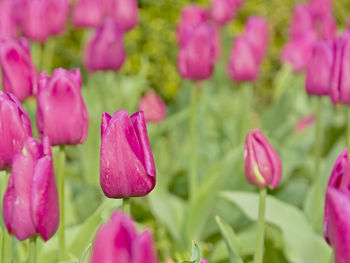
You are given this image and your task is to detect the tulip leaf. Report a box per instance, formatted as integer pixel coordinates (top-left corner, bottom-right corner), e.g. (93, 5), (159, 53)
(221, 191), (331, 263)
(215, 216), (243, 263)
(190, 241), (202, 263)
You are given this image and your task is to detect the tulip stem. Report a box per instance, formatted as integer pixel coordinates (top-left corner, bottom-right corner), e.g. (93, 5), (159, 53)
(123, 198), (130, 215)
(189, 82), (199, 201)
(2, 171), (12, 263)
(39, 43), (45, 71)
(58, 146), (66, 260)
(254, 188), (267, 263)
(29, 237), (37, 263)
(347, 107), (350, 149)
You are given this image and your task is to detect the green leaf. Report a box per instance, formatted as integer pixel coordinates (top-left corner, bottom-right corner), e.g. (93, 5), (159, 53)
(215, 216), (243, 263)
(190, 241), (201, 263)
(221, 191), (331, 263)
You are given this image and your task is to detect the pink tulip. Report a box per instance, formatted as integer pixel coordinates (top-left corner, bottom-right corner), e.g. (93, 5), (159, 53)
(201, 259), (208, 263)
(294, 114), (316, 133)
(305, 41), (333, 96)
(316, 13), (336, 41)
(0, 92), (32, 170)
(290, 4), (314, 38)
(100, 110), (156, 198)
(309, 0), (333, 19)
(83, 18), (126, 72)
(36, 68), (88, 146)
(73, 0), (107, 28)
(3, 137), (59, 241)
(90, 211), (158, 263)
(210, 0), (237, 26)
(227, 35), (260, 82)
(0, 38), (38, 101)
(0, 0), (17, 40)
(108, 0), (139, 32)
(177, 24), (216, 80)
(244, 130), (282, 189)
(176, 5), (208, 46)
(138, 90), (167, 123)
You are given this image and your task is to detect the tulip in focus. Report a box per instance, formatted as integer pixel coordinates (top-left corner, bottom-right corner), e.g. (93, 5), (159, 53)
(90, 211), (158, 263)
(305, 41), (333, 96)
(244, 130), (282, 189)
(2, 137), (59, 241)
(84, 18), (126, 72)
(100, 110), (156, 198)
(0, 0), (17, 40)
(210, 0), (239, 26)
(108, 0), (139, 32)
(36, 68), (88, 146)
(73, 0), (107, 28)
(177, 24), (216, 80)
(138, 90), (167, 123)
(0, 92), (32, 170)
(0, 38), (38, 101)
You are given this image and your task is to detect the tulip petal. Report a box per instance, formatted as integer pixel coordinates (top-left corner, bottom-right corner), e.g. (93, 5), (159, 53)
(132, 230), (158, 263)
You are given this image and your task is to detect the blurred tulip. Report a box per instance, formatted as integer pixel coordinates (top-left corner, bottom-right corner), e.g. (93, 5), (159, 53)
(213, 26), (222, 60)
(84, 18), (126, 72)
(2, 137), (59, 241)
(210, 0), (237, 26)
(330, 32), (350, 104)
(324, 187), (350, 263)
(73, 0), (106, 28)
(176, 5), (208, 46)
(244, 130), (282, 189)
(0, 38), (37, 101)
(138, 90), (167, 123)
(108, 0), (139, 32)
(0, 0), (17, 40)
(0, 92), (32, 170)
(227, 35), (259, 82)
(90, 211), (158, 263)
(309, 0), (333, 18)
(290, 4), (314, 38)
(36, 68), (88, 146)
(305, 41), (333, 96)
(100, 110), (156, 198)
(294, 114), (316, 133)
(244, 16), (269, 62)
(317, 14), (336, 41)
(177, 24), (216, 80)
(201, 259), (208, 263)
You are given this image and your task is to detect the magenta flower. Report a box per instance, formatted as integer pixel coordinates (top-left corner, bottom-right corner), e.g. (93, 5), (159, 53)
(210, 0), (238, 26)
(108, 0), (139, 32)
(0, 92), (32, 170)
(294, 114), (316, 133)
(177, 24), (216, 80)
(90, 211), (158, 263)
(244, 130), (282, 189)
(100, 110), (156, 198)
(73, 0), (107, 28)
(138, 90), (167, 123)
(2, 137), (59, 241)
(36, 68), (88, 146)
(201, 259), (208, 263)
(83, 18), (126, 72)
(0, 38), (38, 101)
(305, 41), (333, 96)
(0, 0), (17, 40)
(289, 4), (314, 38)
(176, 5), (208, 46)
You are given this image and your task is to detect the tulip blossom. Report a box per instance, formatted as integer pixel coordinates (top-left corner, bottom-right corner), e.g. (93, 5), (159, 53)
(244, 130), (282, 189)
(0, 38), (38, 101)
(84, 18), (126, 72)
(294, 114), (316, 133)
(2, 137), (59, 241)
(138, 90), (167, 123)
(0, 0), (17, 40)
(100, 110), (156, 198)
(108, 0), (139, 32)
(210, 0), (238, 26)
(90, 211), (158, 263)
(177, 24), (216, 80)
(201, 259), (208, 263)
(290, 4), (314, 38)
(305, 41), (333, 96)
(0, 92), (32, 170)
(73, 0), (107, 28)
(176, 5), (208, 46)
(36, 68), (88, 146)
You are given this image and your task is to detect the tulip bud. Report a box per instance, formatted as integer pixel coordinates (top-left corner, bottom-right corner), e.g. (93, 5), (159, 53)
(176, 5), (208, 46)
(2, 137), (59, 241)
(227, 35), (259, 82)
(100, 110), (156, 198)
(73, 0), (106, 28)
(210, 0), (237, 26)
(0, 92), (32, 170)
(201, 259), (208, 263)
(290, 4), (314, 38)
(244, 130), (282, 189)
(244, 16), (269, 62)
(324, 188), (350, 263)
(0, 38), (38, 101)
(177, 24), (216, 80)
(36, 68), (88, 146)
(305, 41), (333, 96)
(108, 0), (139, 32)
(0, 0), (17, 40)
(90, 211), (158, 263)
(83, 18), (126, 72)
(138, 90), (167, 123)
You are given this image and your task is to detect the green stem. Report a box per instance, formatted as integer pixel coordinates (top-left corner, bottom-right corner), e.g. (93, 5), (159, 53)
(189, 82), (199, 201)
(123, 198), (130, 215)
(2, 171), (11, 263)
(39, 43), (45, 71)
(347, 107), (350, 149)
(254, 188), (267, 263)
(58, 146), (66, 260)
(29, 237), (37, 263)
